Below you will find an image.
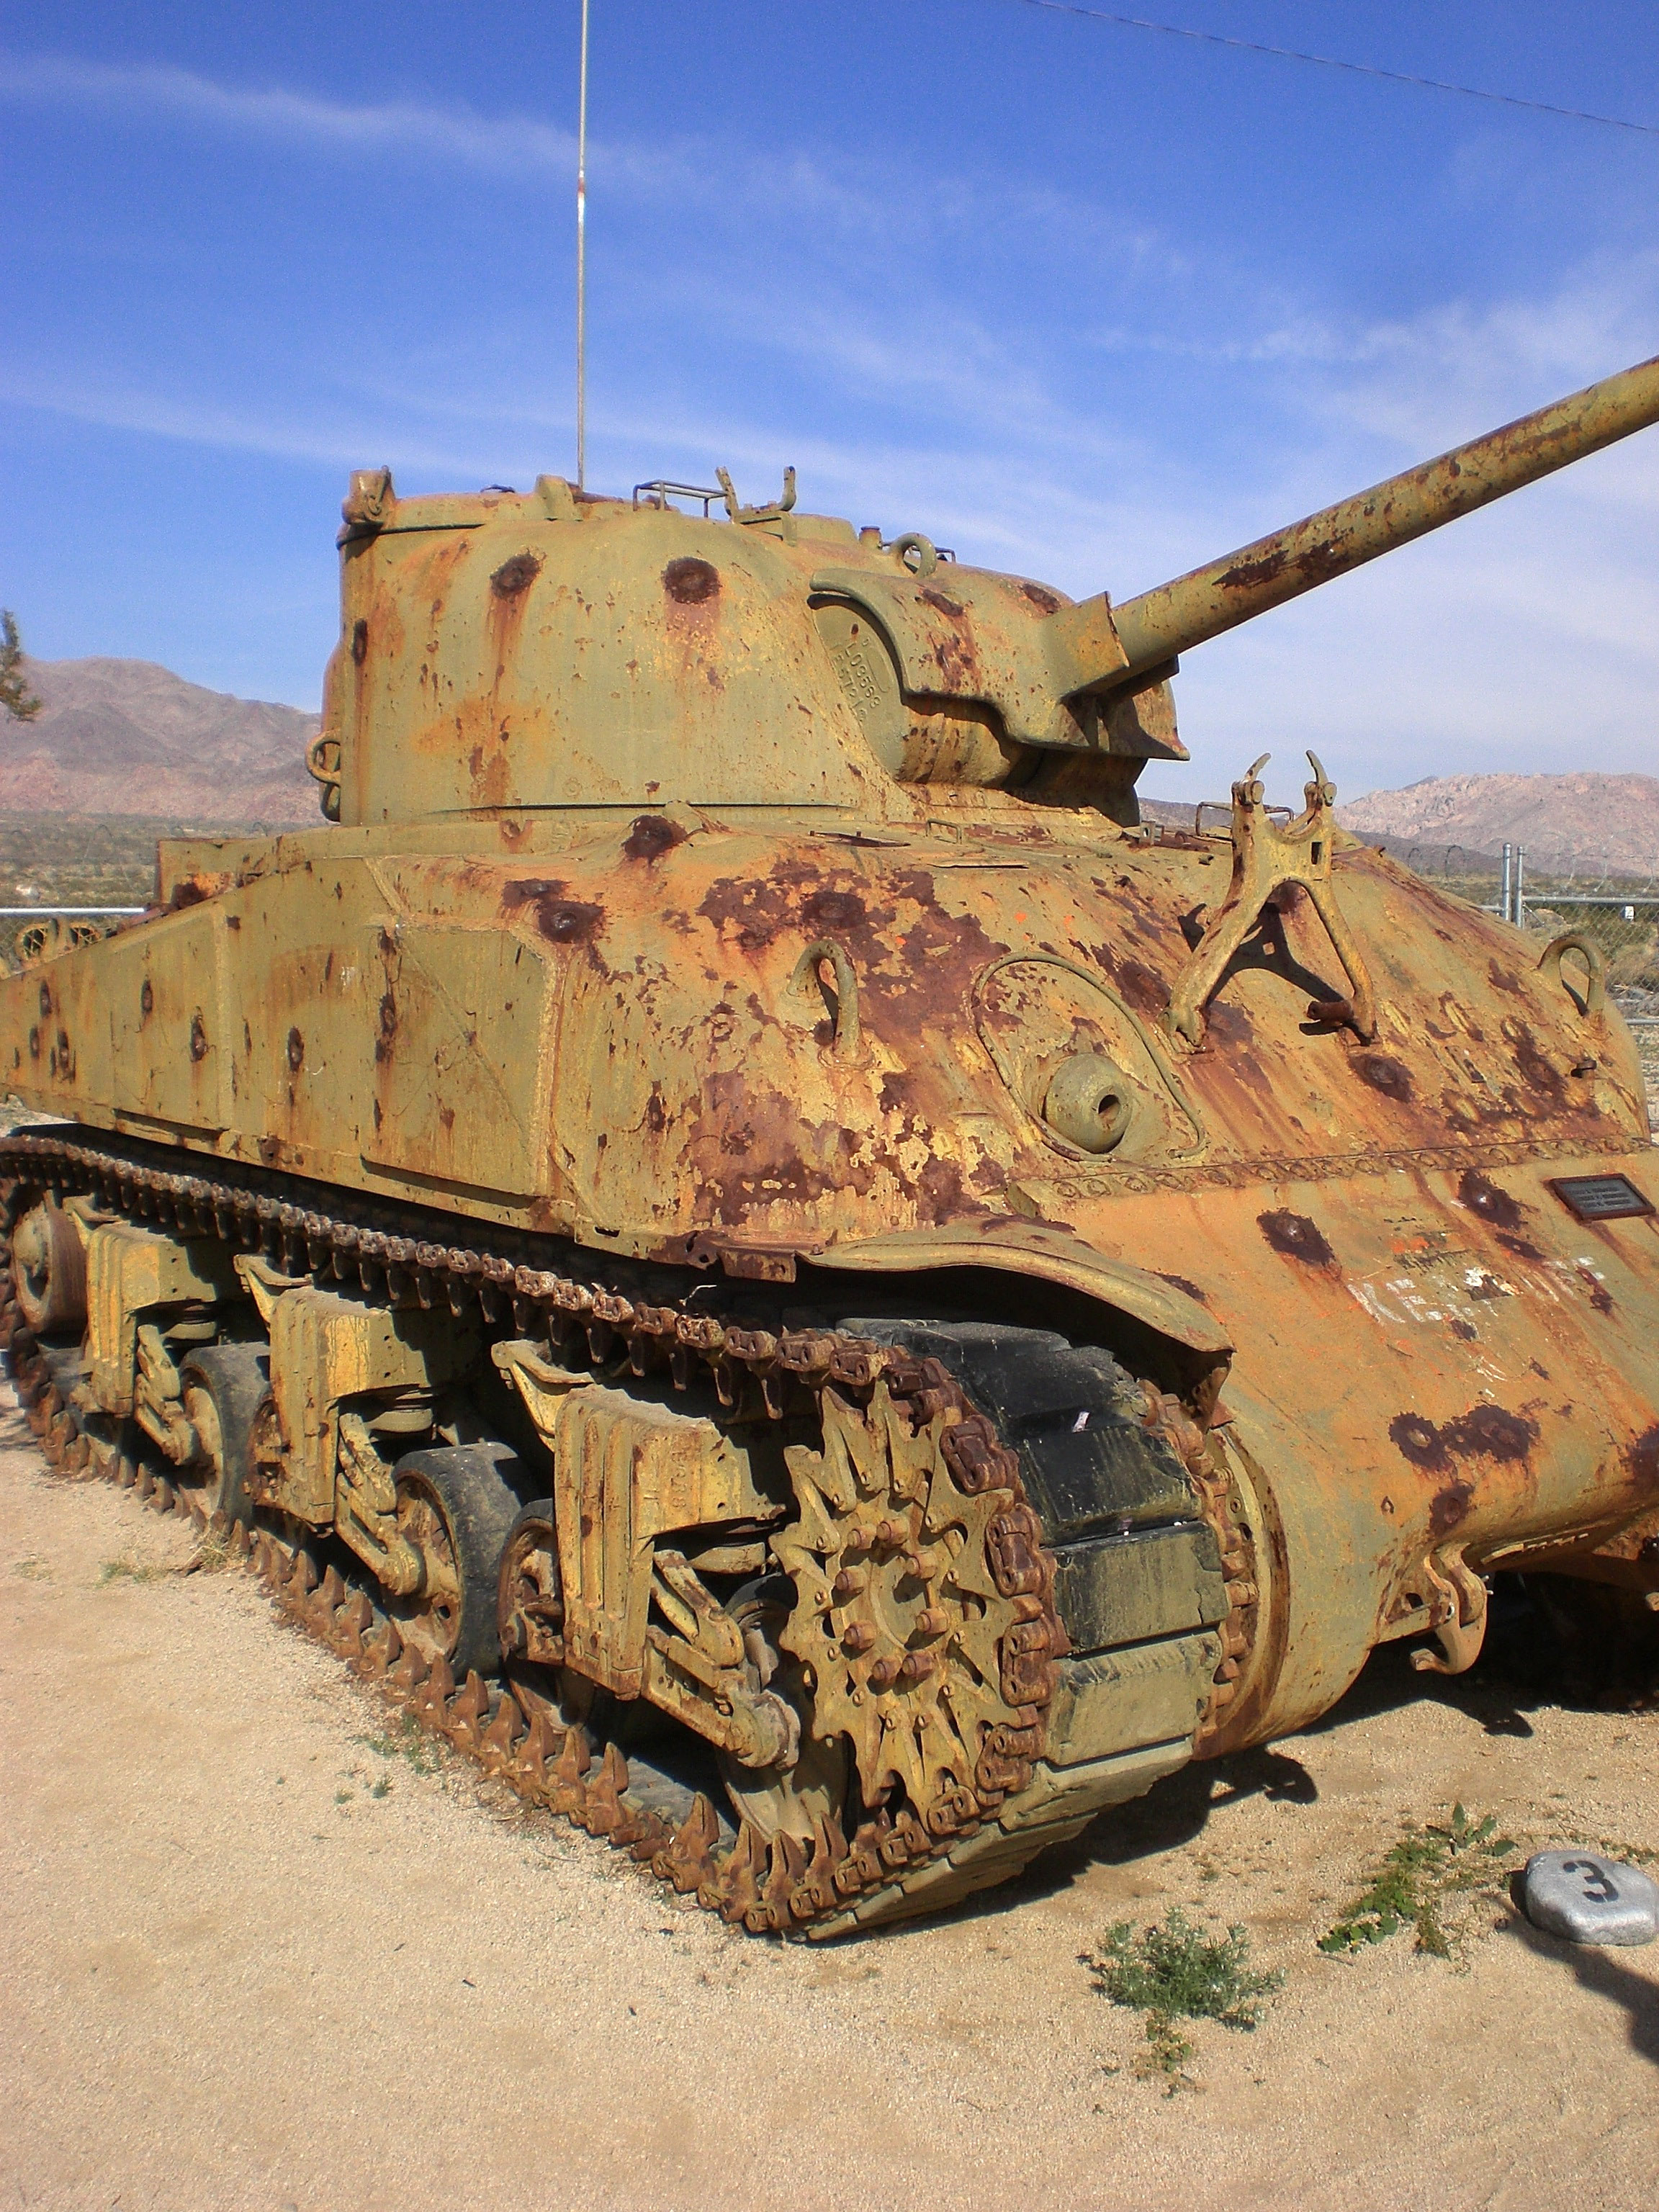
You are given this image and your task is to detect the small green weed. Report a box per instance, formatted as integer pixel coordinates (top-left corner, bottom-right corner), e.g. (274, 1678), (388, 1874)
(1084, 1910), (1282, 2092)
(12, 1555), (50, 1580)
(97, 1555), (163, 1586)
(355, 1713), (441, 1776)
(1320, 1804), (1516, 1959)
(1593, 1835), (1658, 1869)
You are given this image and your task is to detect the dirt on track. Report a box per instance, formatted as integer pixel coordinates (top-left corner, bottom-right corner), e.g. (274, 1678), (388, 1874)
(4, 1410), (1658, 2212)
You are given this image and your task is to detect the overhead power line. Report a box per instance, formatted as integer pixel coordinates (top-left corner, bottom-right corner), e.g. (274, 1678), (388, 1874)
(1005, 0), (1659, 140)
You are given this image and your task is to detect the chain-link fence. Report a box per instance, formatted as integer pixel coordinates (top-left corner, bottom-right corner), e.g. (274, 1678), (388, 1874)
(1398, 850), (1658, 984)
(1396, 845), (1659, 1128)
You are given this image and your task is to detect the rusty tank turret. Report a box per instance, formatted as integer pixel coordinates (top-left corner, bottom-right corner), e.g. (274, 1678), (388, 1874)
(2, 354), (1656, 1936)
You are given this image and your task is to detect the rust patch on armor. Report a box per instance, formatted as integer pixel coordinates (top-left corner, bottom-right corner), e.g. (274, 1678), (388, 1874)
(490, 552), (541, 598)
(1389, 1414), (1446, 1470)
(1389, 1405), (1539, 1473)
(663, 557), (719, 606)
(1496, 1233), (1545, 1262)
(878, 1071), (921, 1116)
(1354, 1053), (1413, 1102)
(1458, 1168), (1524, 1230)
(622, 815), (685, 863)
(1579, 1266), (1614, 1315)
(1429, 1477), (1477, 1539)
(931, 630), (979, 689)
(1509, 1024), (1567, 1107)
(1089, 948), (1168, 1017)
(801, 888), (866, 933)
(1205, 999), (1255, 1046)
(698, 874), (795, 951)
(1258, 1210), (1338, 1272)
(696, 861), (1007, 1036)
(504, 880), (606, 945)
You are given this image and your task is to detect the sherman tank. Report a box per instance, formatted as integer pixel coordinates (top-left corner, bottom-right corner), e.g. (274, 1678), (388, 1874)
(2, 356), (1656, 1936)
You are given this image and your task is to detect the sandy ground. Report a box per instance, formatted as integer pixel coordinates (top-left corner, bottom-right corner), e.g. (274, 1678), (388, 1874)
(3, 1413), (1658, 2212)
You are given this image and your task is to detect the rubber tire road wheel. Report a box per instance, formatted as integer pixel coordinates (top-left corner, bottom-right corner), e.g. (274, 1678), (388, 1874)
(178, 1344), (270, 1527)
(11, 1200), (87, 1335)
(392, 1443), (525, 1681)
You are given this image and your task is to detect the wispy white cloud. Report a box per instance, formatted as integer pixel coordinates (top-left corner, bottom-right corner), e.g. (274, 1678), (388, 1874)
(1147, 472), (1659, 801)
(0, 40), (1160, 238)
(1112, 254), (1659, 798)
(1, 47), (1186, 277)
(1285, 249), (1659, 456)
(1, 50), (575, 173)
(0, 369), (481, 477)
(7, 47), (1658, 801)
(0, 46), (1211, 498)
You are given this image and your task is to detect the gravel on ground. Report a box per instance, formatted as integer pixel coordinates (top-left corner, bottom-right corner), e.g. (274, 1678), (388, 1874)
(3, 1410), (1657, 2212)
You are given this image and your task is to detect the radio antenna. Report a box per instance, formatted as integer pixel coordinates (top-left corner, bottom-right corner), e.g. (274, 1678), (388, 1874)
(575, 0), (590, 492)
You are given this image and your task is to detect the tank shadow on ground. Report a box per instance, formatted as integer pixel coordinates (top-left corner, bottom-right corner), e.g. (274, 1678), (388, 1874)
(1503, 1913), (1659, 2070)
(948, 1575), (1659, 1933)
(956, 1743), (1322, 1925)
(1293, 1635), (1540, 1743)
(1297, 1573), (1659, 1743)
(858, 1741), (1322, 1940)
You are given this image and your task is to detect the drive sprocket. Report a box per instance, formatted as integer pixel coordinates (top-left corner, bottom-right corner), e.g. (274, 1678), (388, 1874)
(777, 1369), (1064, 1827)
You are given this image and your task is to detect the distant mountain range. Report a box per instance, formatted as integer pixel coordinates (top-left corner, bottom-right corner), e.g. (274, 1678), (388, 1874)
(4, 660), (1655, 877)
(4, 657), (318, 824)
(1336, 772), (1659, 880)
(1147, 772), (1658, 878)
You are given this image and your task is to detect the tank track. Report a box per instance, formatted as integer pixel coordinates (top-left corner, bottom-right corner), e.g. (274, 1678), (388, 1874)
(0, 1124), (1233, 1937)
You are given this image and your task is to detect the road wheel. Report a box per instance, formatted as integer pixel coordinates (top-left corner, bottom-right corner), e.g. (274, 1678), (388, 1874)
(177, 1344), (269, 1526)
(387, 1443), (523, 1678)
(10, 1199), (86, 1335)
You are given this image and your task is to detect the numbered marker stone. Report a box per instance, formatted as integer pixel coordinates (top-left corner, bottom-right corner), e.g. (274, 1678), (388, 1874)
(1523, 1851), (1659, 1947)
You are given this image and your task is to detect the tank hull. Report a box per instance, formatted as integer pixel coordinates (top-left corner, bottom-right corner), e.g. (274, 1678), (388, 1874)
(4, 808), (1654, 1762)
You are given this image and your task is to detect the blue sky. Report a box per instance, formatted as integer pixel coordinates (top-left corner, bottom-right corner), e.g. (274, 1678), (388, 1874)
(2, 1), (1656, 804)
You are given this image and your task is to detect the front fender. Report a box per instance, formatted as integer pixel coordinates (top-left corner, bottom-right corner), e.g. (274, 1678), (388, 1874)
(809, 1215), (1231, 1357)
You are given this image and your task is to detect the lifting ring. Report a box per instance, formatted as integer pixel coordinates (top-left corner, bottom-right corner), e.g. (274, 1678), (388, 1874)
(1537, 931), (1606, 1019)
(791, 940), (864, 1064)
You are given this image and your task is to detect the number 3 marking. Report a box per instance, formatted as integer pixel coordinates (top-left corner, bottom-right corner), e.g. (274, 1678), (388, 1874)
(1560, 1858), (1620, 1904)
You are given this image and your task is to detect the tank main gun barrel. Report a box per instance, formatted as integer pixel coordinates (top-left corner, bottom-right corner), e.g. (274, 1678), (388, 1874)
(1048, 351), (1659, 693)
